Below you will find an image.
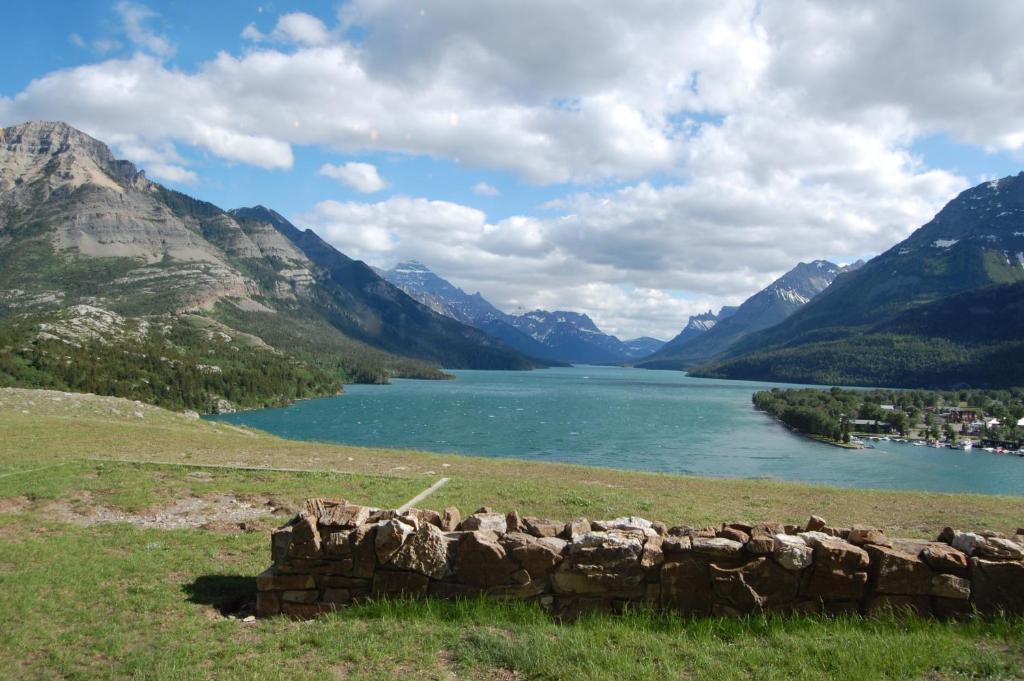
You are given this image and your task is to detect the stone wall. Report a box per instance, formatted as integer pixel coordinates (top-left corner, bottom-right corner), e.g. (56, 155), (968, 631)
(257, 499), (1024, 619)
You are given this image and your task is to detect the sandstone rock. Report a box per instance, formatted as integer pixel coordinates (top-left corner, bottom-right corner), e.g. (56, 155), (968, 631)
(798, 531), (832, 544)
(691, 537), (744, 560)
(719, 527), (749, 544)
(806, 515), (827, 532)
(318, 503), (371, 531)
(977, 537), (1024, 561)
(847, 525), (892, 547)
(931, 573), (970, 600)
(772, 534), (814, 571)
(385, 522), (451, 579)
(865, 545), (933, 595)
(441, 507), (461, 532)
(747, 524), (781, 555)
(523, 517), (564, 538)
(661, 557), (713, 613)
(651, 521), (668, 537)
(460, 512), (508, 534)
(725, 522), (754, 533)
(710, 557), (800, 612)
(920, 543), (968, 576)
(349, 525), (378, 579)
(407, 508), (443, 528)
(593, 516), (653, 532)
(553, 531), (645, 597)
(271, 526), (293, 564)
(510, 569), (531, 585)
(456, 531), (518, 587)
(371, 571), (429, 597)
(640, 533), (665, 570)
(282, 590), (319, 603)
(662, 535), (692, 556)
(375, 519), (414, 563)
(256, 568), (315, 591)
(951, 531), (985, 556)
(256, 590), (281, 617)
(970, 558), (1024, 614)
(506, 510), (525, 533)
(287, 515), (321, 559)
(563, 517), (591, 540)
(668, 525), (694, 537)
(502, 533), (565, 577)
(322, 529), (353, 558)
(803, 537), (869, 600)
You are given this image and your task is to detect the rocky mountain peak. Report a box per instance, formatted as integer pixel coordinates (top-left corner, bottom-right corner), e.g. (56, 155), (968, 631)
(0, 120), (147, 201)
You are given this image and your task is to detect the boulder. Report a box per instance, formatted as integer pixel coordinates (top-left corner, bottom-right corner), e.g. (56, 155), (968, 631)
(847, 525), (892, 547)
(460, 512), (508, 534)
(523, 517), (564, 538)
(931, 573), (970, 600)
(441, 507), (461, 532)
(651, 521), (669, 537)
(407, 508), (443, 528)
(287, 515), (321, 559)
(773, 534), (814, 571)
(710, 557), (800, 612)
(977, 537), (1024, 561)
(803, 537), (869, 600)
(349, 524), (378, 579)
(384, 522), (452, 579)
(375, 519), (414, 563)
(920, 543), (968, 576)
(969, 558), (1024, 614)
(865, 544), (932, 595)
(456, 531), (518, 587)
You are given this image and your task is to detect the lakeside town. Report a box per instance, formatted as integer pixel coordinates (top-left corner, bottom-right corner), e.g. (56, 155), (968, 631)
(753, 387), (1024, 456)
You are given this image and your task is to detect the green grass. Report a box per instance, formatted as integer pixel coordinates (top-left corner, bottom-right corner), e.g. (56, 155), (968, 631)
(1, 387), (1024, 679)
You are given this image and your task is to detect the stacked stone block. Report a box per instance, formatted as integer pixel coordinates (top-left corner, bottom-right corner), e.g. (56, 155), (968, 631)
(257, 499), (1024, 620)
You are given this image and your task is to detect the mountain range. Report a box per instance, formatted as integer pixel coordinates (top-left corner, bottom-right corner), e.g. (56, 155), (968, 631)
(637, 260), (859, 370)
(690, 174), (1024, 387)
(381, 261), (664, 364)
(0, 121), (541, 411)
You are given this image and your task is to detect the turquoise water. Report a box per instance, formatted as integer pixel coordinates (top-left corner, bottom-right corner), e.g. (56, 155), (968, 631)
(212, 366), (1024, 495)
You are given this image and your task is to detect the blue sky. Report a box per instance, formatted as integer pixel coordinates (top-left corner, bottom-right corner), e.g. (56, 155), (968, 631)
(2, 1), (1023, 339)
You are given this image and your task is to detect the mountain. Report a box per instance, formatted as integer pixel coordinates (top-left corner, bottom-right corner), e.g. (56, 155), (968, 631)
(690, 174), (1024, 388)
(637, 260), (853, 369)
(381, 261), (663, 364)
(0, 121), (539, 411)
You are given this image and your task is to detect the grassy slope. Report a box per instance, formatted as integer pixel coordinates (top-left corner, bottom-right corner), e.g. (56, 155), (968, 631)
(1, 388), (1023, 680)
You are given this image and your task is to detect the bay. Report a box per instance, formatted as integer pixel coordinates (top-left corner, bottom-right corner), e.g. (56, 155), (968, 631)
(211, 366), (1024, 495)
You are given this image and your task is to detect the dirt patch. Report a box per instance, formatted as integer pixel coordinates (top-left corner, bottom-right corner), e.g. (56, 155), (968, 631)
(0, 496), (32, 514)
(50, 493), (272, 530)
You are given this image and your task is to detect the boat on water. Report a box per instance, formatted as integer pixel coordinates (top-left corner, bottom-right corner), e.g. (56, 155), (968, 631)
(912, 441), (926, 447)
(960, 440), (973, 451)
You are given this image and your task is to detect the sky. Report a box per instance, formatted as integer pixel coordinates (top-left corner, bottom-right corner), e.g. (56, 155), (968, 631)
(2, 1), (1024, 340)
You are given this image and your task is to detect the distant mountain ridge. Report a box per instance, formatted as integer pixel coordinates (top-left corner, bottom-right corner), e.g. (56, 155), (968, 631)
(0, 121), (540, 411)
(637, 260), (856, 369)
(381, 261), (664, 364)
(691, 173), (1024, 388)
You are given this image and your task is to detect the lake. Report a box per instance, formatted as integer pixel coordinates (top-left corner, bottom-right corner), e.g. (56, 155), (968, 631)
(211, 366), (1024, 495)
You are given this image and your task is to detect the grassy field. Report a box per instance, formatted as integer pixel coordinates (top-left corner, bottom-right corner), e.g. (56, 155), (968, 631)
(1, 387), (1023, 680)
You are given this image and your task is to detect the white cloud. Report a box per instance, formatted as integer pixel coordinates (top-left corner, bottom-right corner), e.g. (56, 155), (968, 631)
(472, 181), (500, 196)
(115, 2), (175, 58)
(319, 162), (387, 193)
(6, 0), (1024, 336)
(68, 33), (86, 49)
